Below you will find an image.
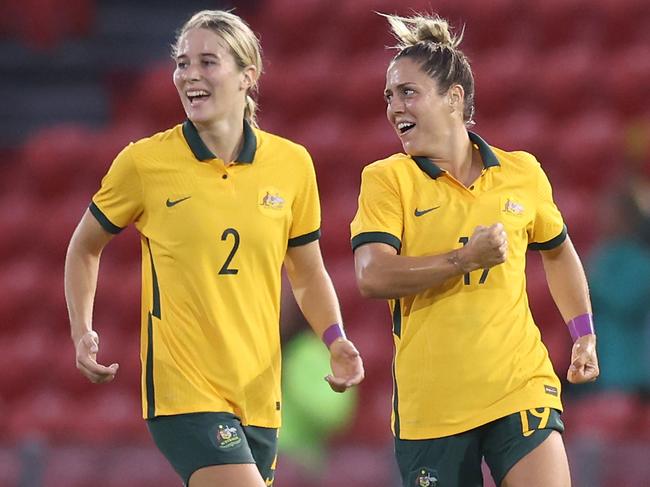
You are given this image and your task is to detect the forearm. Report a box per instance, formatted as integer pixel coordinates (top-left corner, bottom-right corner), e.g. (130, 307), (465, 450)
(541, 238), (592, 323)
(289, 266), (342, 338)
(356, 249), (472, 299)
(284, 241), (346, 339)
(64, 241), (102, 345)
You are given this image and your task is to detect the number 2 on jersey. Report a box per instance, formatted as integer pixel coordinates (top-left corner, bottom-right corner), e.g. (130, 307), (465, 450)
(458, 236), (489, 285)
(219, 228), (240, 275)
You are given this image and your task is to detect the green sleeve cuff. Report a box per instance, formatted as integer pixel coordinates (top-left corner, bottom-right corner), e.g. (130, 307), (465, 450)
(528, 224), (568, 251)
(351, 231), (401, 252)
(89, 202), (123, 234)
(288, 228), (321, 247)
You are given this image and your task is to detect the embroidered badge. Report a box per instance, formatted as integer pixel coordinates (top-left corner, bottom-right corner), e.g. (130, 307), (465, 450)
(502, 198), (525, 216)
(260, 191), (285, 210)
(215, 424), (242, 449)
(415, 468), (438, 487)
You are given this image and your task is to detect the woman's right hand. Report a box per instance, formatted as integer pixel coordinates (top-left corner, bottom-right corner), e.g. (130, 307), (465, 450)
(458, 223), (508, 272)
(75, 330), (119, 384)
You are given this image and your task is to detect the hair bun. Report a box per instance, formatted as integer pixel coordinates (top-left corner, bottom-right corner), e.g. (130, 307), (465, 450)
(382, 13), (462, 50)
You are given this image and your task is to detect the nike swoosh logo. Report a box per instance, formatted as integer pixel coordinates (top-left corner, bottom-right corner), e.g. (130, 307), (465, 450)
(414, 206), (440, 217)
(166, 196), (192, 207)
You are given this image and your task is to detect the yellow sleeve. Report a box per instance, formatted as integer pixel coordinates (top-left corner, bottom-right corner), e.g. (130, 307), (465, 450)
(350, 163), (403, 252)
(90, 143), (144, 234)
(287, 147), (321, 247)
(527, 164), (567, 250)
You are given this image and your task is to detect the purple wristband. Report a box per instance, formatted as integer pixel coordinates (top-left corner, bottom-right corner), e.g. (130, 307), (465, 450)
(322, 324), (346, 348)
(567, 314), (595, 342)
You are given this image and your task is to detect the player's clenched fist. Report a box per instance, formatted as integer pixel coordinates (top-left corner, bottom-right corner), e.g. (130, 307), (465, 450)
(457, 223), (508, 273)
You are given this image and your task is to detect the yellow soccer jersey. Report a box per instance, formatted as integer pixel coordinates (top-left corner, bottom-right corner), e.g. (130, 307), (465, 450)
(350, 132), (566, 439)
(91, 120), (321, 427)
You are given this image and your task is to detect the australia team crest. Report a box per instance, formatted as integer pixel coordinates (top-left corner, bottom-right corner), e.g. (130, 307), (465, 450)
(258, 187), (287, 218)
(501, 196), (525, 216)
(215, 424), (242, 449)
(415, 468), (438, 487)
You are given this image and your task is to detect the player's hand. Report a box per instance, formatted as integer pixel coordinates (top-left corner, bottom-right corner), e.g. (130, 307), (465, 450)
(325, 338), (365, 393)
(459, 223), (508, 272)
(567, 334), (599, 384)
(75, 330), (119, 384)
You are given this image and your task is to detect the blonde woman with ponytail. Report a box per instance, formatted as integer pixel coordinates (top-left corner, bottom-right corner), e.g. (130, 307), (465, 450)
(65, 9), (364, 487)
(351, 13), (597, 487)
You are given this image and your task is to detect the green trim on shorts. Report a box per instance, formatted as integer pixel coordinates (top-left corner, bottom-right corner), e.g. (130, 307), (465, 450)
(394, 408), (564, 487)
(147, 412), (278, 486)
(484, 408), (564, 486)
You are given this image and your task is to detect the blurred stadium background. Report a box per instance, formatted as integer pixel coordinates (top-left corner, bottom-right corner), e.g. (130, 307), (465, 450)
(1, 0), (649, 486)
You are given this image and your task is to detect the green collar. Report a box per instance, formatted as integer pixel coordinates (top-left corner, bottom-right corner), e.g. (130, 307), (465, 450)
(412, 131), (500, 179)
(182, 119), (257, 163)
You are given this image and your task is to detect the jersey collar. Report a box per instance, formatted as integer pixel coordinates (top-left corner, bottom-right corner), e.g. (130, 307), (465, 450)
(411, 131), (500, 179)
(182, 119), (257, 163)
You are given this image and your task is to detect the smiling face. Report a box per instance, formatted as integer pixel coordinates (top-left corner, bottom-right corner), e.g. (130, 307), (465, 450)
(173, 27), (253, 125)
(385, 56), (463, 156)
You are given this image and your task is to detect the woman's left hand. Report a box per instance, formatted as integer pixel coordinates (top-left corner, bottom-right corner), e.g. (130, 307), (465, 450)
(567, 334), (599, 384)
(326, 338), (365, 393)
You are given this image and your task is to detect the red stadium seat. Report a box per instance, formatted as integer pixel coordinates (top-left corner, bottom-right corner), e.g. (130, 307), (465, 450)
(563, 392), (640, 441)
(93, 120), (153, 170)
(533, 46), (601, 118)
(594, 0), (650, 48)
(638, 402), (650, 442)
(101, 446), (180, 487)
(38, 194), (90, 258)
(0, 321), (62, 400)
(342, 116), (403, 172)
(0, 256), (51, 333)
(320, 193), (360, 258)
(472, 46), (540, 118)
(0, 186), (41, 260)
(20, 124), (98, 200)
(42, 447), (99, 487)
(7, 388), (76, 442)
(528, 0), (602, 49)
(605, 46), (650, 117)
(603, 444), (650, 487)
(456, 0), (525, 50)
(476, 110), (553, 163)
(0, 446), (19, 487)
(552, 185), (599, 253)
(113, 62), (185, 131)
(4, 0), (95, 49)
(70, 389), (146, 444)
(253, 0), (330, 53)
(322, 445), (395, 487)
(338, 50), (394, 120)
(260, 47), (339, 121)
(552, 109), (623, 190)
(43, 444), (177, 487)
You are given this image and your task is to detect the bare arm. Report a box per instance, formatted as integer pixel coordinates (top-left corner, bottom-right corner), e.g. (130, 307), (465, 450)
(541, 236), (599, 384)
(64, 209), (119, 383)
(284, 241), (364, 392)
(354, 223), (508, 299)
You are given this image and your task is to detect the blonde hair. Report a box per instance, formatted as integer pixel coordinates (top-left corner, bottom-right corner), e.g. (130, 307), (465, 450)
(172, 10), (263, 127)
(383, 13), (475, 125)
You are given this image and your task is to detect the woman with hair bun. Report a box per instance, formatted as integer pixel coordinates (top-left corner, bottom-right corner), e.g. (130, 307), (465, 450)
(65, 9), (364, 487)
(351, 13), (598, 487)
